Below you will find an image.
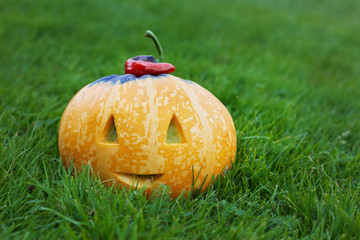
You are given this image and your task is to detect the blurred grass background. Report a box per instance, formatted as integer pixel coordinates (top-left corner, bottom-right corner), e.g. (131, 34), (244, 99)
(1, 0), (360, 239)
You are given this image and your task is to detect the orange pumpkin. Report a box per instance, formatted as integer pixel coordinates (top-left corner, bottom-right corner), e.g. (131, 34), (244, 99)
(59, 31), (236, 197)
(58, 73), (236, 197)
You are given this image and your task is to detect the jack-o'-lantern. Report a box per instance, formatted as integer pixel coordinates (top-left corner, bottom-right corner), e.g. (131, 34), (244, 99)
(58, 31), (236, 197)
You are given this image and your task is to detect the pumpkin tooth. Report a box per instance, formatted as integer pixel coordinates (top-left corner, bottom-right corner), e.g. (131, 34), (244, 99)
(115, 173), (163, 187)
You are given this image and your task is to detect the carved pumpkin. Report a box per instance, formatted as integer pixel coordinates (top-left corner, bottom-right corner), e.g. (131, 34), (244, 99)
(58, 31), (236, 197)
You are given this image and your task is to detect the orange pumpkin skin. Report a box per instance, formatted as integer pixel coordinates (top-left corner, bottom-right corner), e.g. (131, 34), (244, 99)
(58, 74), (236, 197)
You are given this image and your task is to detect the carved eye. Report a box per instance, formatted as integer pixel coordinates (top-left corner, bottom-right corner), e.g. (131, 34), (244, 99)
(165, 114), (185, 144)
(100, 114), (119, 143)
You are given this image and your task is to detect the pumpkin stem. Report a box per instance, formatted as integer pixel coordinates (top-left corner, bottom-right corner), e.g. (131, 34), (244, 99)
(145, 30), (164, 63)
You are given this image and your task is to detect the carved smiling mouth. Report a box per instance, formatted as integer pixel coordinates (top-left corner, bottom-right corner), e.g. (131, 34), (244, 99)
(115, 173), (163, 187)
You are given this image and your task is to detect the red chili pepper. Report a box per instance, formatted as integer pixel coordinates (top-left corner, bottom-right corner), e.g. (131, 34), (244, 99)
(125, 31), (176, 77)
(125, 55), (175, 77)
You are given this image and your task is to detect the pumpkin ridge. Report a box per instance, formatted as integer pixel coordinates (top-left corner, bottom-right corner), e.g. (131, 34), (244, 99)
(178, 80), (215, 186)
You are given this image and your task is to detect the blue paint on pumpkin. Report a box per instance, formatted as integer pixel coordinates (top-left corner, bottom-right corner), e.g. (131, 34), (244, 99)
(88, 74), (135, 87)
(88, 74), (193, 87)
(183, 79), (194, 84)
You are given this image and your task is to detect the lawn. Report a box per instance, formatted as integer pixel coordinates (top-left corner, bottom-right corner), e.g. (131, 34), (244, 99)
(1, 0), (360, 239)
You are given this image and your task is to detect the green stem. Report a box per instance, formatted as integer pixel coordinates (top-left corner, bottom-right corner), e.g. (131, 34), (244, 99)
(144, 30), (163, 62)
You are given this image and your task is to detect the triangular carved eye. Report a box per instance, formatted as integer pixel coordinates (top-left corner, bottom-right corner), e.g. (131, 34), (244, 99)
(166, 115), (185, 144)
(101, 114), (119, 143)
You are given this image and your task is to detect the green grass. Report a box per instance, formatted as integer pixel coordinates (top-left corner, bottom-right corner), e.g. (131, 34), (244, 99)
(1, 0), (360, 238)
